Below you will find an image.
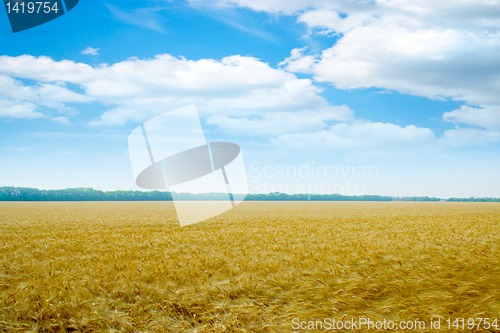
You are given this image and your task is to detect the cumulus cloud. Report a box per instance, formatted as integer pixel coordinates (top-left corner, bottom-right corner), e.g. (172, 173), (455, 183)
(0, 74), (87, 107)
(274, 121), (436, 151)
(297, 26), (500, 106)
(0, 99), (44, 119)
(203, 0), (500, 149)
(0, 51), (498, 151)
(192, 0), (500, 104)
(279, 19), (500, 106)
(214, 1), (500, 111)
(441, 128), (500, 147)
(51, 116), (71, 125)
(0, 73), (86, 119)
(0, 54), (330, 127)
(0, 55), (96, 83)
(444, 105), (500, 130)
(81, 47), (100, 56)
(278, 47), (316, 74)
(206, 106), (354, 136)
(203, 0), (500, 31)
(82, 55), (332, 125)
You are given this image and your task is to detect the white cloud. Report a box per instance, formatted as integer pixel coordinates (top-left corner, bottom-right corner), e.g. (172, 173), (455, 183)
(441, 127), (500, 147)
(0, 55), (96, 83)
(444, 105), (500, 130)
(298, 8), (374, 35)
(1, 52), (498, 151)
(280, 24), (500, 106)
(0, 54), (331, 127)
(205, 0), (500, 31)
(278, 47), (316, 73)
(82, 47), (100, 56)
(0, 99), (44, 119)
(206, 106), (354, 136)
(0, 73), (87, 120)
(51, 116), (71, 125)
(273, 121), (436, 151)
(87, 107), (146, 127)
(0, 74), (87, 107)
(82, 55), (333, 125)
(303, 25), (500, 106)
(219, 0), (500, 126)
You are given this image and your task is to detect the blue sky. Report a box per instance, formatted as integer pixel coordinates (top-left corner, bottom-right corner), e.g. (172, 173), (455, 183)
(1, 0), (500, 198)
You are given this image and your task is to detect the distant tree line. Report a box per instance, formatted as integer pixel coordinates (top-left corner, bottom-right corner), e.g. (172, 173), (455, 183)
(393, 196), (442, 202)
(0, 187), (460, 202)
(245, 193), (400, 201)
(0, 187), (173, 201)
(447, 197), (500, 202)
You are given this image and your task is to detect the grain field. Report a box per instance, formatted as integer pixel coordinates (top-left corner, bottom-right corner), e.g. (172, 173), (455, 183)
(1, 202), (500, 332)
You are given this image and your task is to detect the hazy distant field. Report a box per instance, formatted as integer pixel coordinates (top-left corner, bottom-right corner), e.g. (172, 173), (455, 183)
(1, 202), (500, 332)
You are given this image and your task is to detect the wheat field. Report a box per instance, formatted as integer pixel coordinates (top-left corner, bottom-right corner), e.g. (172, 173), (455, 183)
(1, 202), (500, 332)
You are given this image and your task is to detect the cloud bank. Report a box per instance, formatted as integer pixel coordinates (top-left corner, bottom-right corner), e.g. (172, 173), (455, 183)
(187, 0), (500, 148)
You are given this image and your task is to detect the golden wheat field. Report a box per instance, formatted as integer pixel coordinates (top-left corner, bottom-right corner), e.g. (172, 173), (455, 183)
(1, 201), (500, 332)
